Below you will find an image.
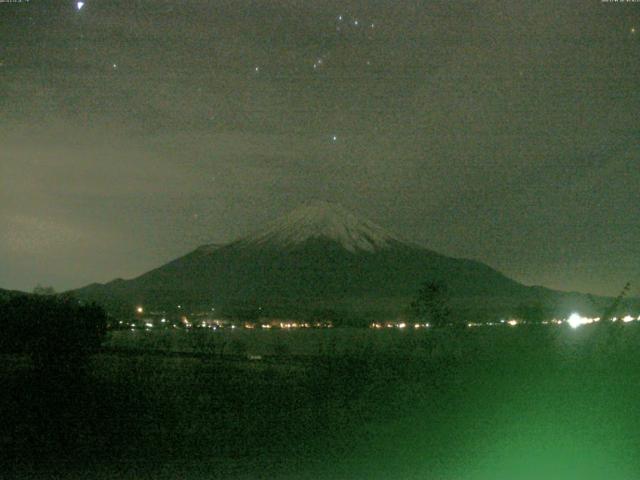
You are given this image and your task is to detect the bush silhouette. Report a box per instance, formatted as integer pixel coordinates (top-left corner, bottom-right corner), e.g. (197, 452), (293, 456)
(0, 293), (107, 371)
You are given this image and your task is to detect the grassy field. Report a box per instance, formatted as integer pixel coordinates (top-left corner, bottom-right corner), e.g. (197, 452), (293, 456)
(2, 323), (640, 479)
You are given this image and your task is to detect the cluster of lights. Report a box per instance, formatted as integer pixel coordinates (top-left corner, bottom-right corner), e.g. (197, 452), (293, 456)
(540, 319), (565, 325)
(370, 322), (430, 329)
(127, 305), (640, 333)
(567, 313), (596, 329)
(565, 313), (640, 329)
(278, 322), (324, 329)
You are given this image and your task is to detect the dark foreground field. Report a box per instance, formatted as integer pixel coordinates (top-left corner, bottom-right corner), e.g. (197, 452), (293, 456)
(2, 324), (640, 479)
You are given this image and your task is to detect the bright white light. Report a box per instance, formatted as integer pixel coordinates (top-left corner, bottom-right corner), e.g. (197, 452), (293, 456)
(398, 322), (406, 329)
(332, 135), (337, 141)
(145, 322), (153, 328)
(622, 315), (634, 323)
(76, 2), (84, 10)
(567, 313), (585, 329)
(136, 306), (143, 314)
(507, 319), (518, 326)
(338, 15), (343, 21)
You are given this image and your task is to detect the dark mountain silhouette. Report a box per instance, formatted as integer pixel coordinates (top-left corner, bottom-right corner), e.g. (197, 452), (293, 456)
(72, 202), (633, 321)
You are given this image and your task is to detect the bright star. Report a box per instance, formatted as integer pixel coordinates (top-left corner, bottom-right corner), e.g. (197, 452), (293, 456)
(332, 135), (337, 142)
(76, 1), (84, 10)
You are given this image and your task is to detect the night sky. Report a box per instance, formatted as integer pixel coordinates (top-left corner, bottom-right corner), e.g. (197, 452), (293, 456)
(1, 1), (638, 296)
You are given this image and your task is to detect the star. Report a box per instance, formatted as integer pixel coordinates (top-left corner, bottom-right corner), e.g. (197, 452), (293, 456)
(331, 135), (338, 142)
(76, 1), (85, 11)
(112, 63), (118, 69)
(354, 20), (359, 27)
(338, 15), (343, 21)
(254, 66), (260, 72)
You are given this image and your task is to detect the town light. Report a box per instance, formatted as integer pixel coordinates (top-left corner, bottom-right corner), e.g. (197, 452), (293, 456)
(567, 313), (584, 329)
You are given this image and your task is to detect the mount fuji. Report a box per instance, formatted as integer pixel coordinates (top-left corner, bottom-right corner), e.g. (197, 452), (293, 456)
(73, 202), (598, 321)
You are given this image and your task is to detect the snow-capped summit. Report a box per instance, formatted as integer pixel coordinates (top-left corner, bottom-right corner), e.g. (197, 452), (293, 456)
(237, 201), (402, 252)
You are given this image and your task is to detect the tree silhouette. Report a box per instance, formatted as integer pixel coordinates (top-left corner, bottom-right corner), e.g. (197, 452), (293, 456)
(32, 284), (56, 296)
(410, 280), (451, 328)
